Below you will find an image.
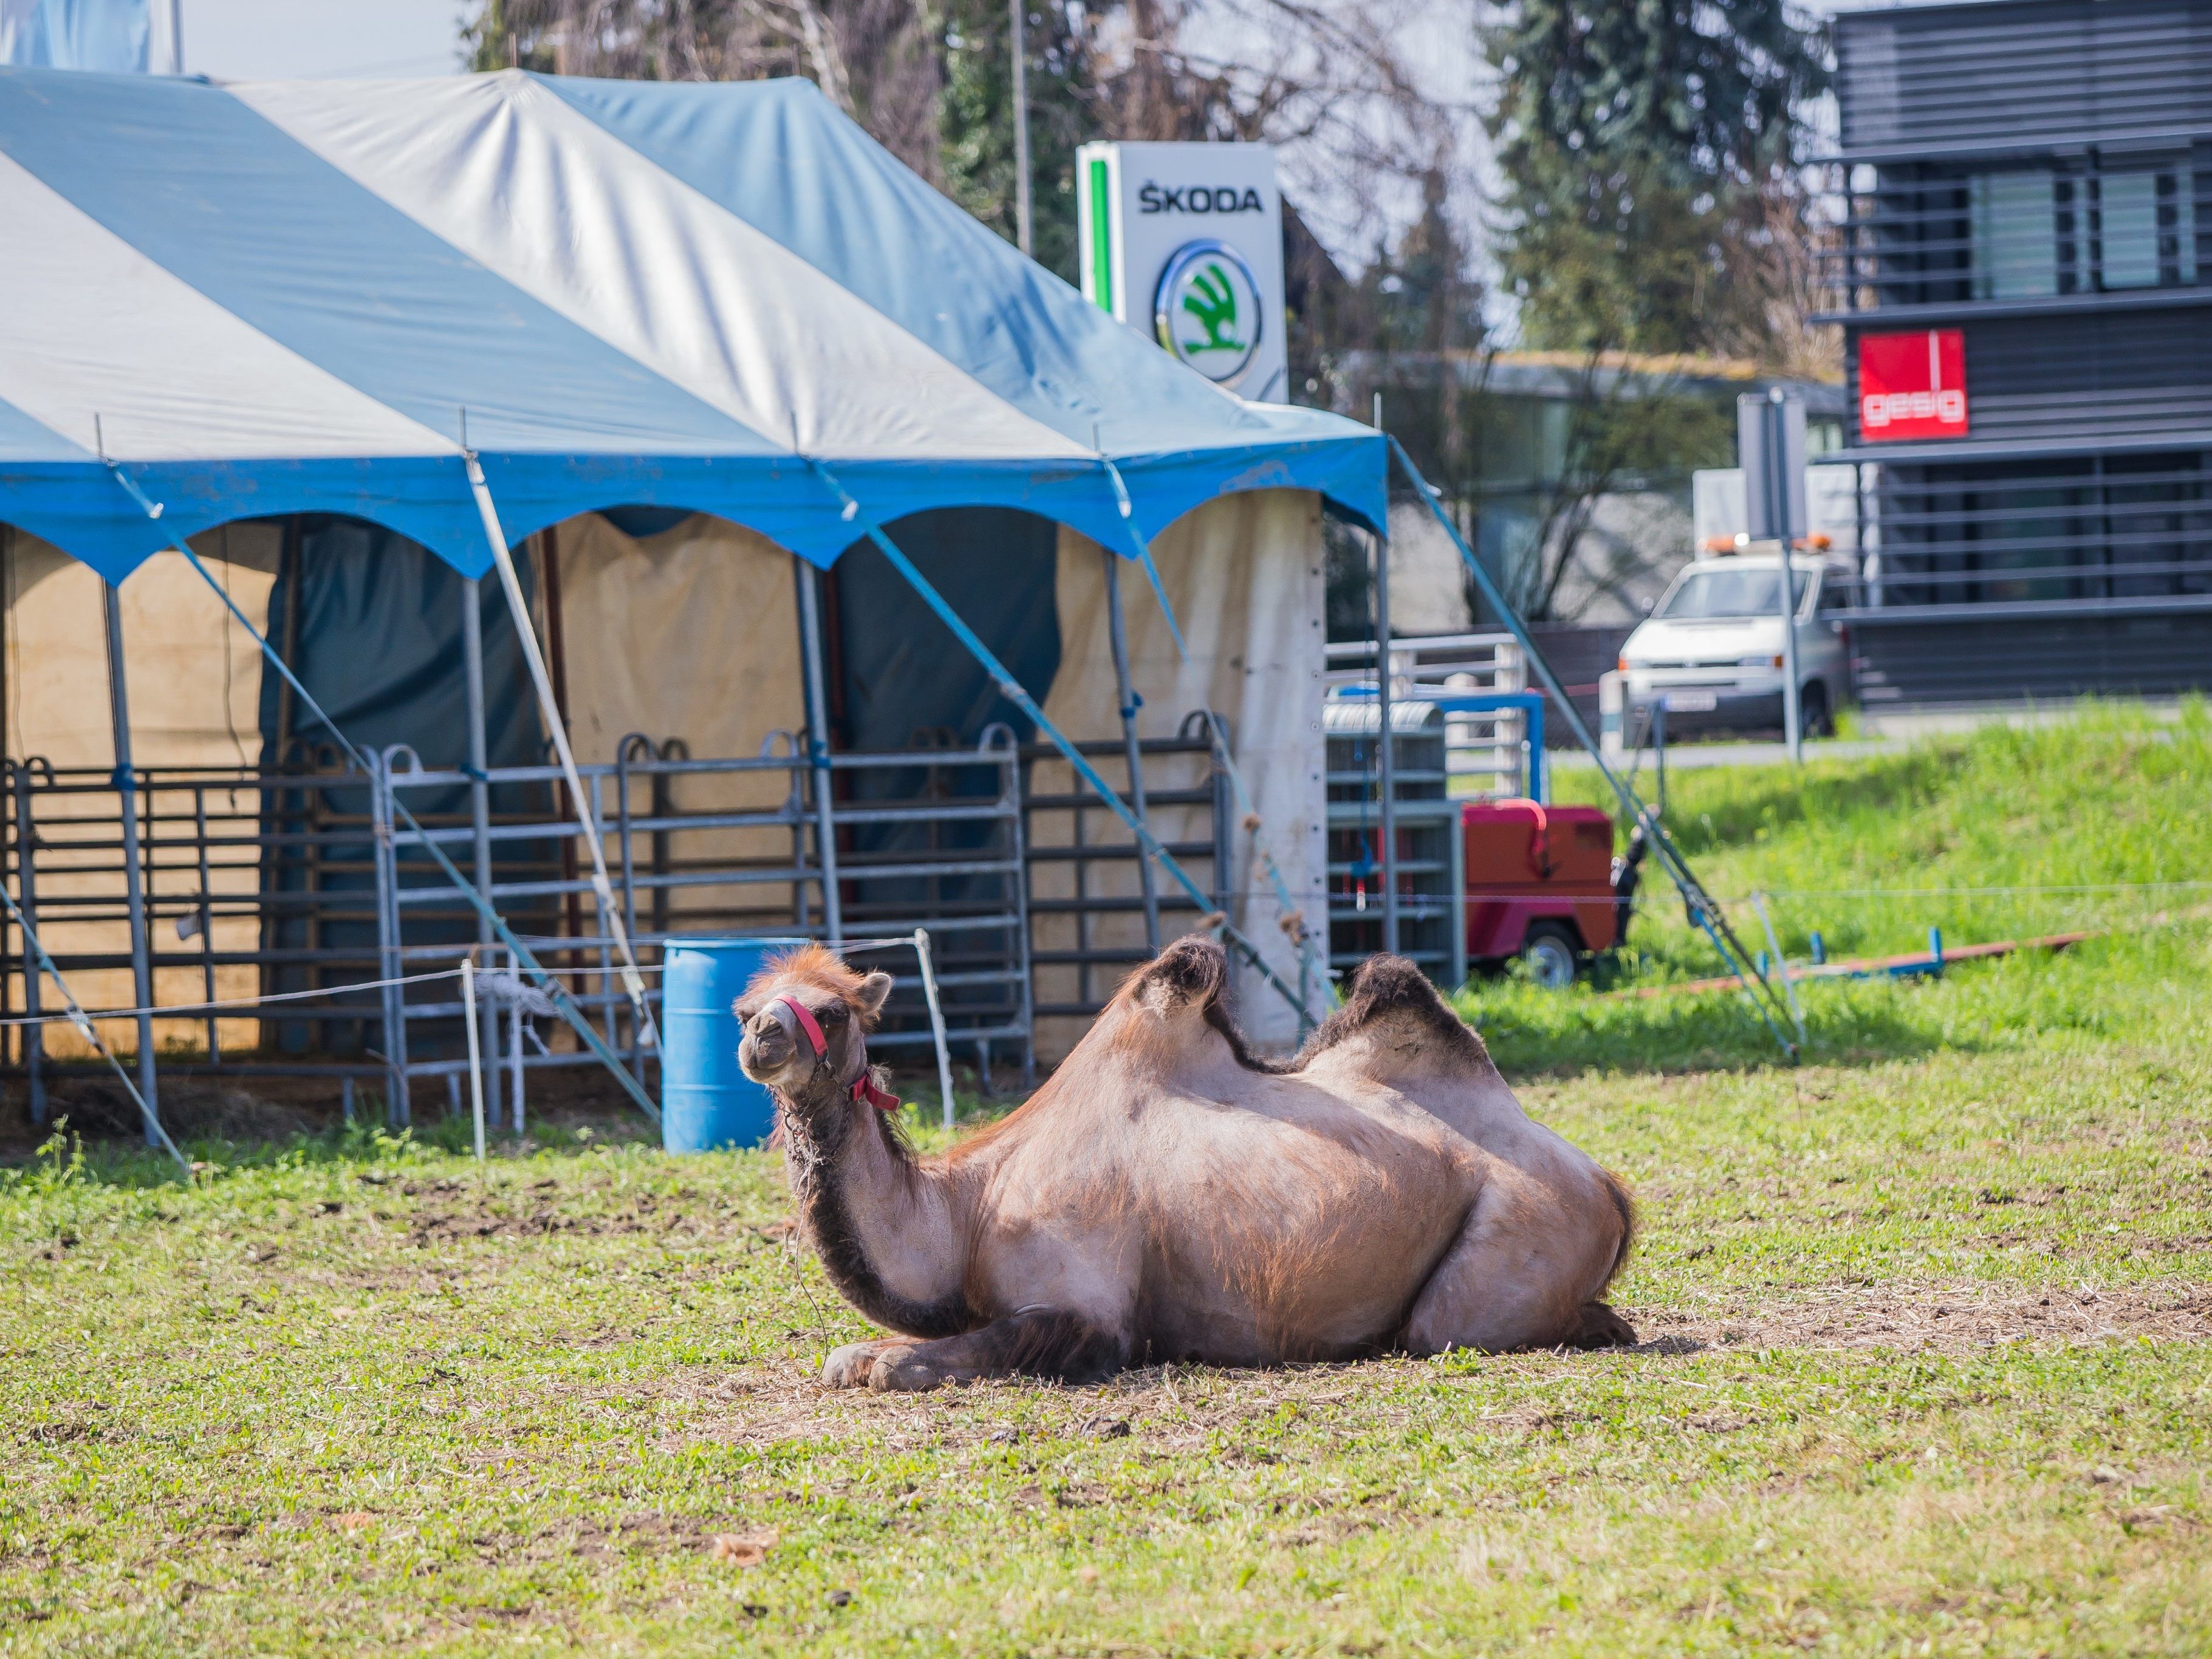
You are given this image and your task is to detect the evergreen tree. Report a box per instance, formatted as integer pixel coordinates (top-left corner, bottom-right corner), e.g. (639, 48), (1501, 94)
(1481, 0), (1828, 355)
(938, 0), (1092, 284)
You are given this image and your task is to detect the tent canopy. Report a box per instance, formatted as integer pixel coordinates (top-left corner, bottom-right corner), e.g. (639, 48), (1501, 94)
(0, 66), (1384, 584)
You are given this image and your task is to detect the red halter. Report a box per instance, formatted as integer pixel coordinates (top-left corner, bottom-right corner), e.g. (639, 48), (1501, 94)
(776, 995), (900, 1113)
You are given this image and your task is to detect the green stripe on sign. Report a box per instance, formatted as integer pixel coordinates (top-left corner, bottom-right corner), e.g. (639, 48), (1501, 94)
(1088, 157), (1114, 314)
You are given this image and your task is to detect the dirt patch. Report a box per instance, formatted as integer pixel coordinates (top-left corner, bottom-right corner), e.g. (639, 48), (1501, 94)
(402, 1189), (755, 1247)
(28, 1081), (321, 1144)
(486, 1512), (769, 1565)
(1628, 1283), (2212, 1355)
(608, 1285), (2211, 1457)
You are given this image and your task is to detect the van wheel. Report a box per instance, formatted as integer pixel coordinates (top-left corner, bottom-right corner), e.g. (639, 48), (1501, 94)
(1521, 923), (1581, 990)
(1800, 682), (1834, 739)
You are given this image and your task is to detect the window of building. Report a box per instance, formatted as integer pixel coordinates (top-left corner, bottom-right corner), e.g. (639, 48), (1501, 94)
(2094, 166), (2196, 290)
(1969, 170), (2058, 299)
(1963, 161), (2197, 299)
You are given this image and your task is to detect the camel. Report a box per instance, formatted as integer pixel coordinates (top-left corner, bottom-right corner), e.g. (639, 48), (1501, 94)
(736, 937), (1635, 1392)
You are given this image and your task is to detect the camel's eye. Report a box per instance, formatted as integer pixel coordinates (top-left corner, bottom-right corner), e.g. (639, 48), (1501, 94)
(818, 1004), (847, 1025)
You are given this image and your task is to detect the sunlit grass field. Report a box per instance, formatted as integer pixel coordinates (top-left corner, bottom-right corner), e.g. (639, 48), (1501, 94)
(3, 708), (2208, 1655)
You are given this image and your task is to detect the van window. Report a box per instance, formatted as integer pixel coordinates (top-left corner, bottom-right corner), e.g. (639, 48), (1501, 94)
(1655, 567), (1783, 620)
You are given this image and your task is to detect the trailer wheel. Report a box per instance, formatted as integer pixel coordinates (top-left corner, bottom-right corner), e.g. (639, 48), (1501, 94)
(1521, 923), (1581, 990)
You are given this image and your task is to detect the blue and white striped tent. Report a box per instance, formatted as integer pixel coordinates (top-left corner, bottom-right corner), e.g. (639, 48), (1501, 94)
(0, 66), (1383, 584)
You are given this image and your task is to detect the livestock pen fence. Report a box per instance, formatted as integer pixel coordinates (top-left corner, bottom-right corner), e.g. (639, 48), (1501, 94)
(0, 719), (1236, 1129)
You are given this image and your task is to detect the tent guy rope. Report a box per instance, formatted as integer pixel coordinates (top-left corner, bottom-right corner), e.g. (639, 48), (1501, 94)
(0, 882), (190, 1174)
(1383, 435), (1801, 1056)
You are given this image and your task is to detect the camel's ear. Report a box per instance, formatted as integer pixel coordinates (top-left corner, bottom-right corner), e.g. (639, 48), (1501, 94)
(854, 971), (895, 1021)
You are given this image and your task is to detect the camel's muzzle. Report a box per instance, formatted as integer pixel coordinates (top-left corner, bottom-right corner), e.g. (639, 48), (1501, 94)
(737, 1007), (803, 1084)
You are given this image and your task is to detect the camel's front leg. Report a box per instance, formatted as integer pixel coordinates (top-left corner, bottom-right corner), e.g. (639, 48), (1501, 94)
(821, 1338), (908, 1389)
(860, 1308), (1131, 1393)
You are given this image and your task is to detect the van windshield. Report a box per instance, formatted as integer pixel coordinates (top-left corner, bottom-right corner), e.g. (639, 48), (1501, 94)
(1657, 567), (1786, 620)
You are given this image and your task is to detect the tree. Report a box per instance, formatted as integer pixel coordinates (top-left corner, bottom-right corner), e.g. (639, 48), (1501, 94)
(1481, 0), (1829, 358)
(1467, 0), (1829, 619)
(936, 0), (1094, 279)
(464, 1), (1457, 292)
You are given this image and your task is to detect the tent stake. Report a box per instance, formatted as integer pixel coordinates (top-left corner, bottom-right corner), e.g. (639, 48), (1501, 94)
(101, 581), (160, 1141)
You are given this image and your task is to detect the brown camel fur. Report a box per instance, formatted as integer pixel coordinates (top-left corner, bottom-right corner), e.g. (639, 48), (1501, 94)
(736, 937), (1635, 1393)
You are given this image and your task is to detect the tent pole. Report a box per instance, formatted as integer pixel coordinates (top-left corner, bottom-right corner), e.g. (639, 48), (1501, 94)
(794, 558), (844, 942)
(101, 581), (160, 1143)
(461, 576), (501, 1124)
(1373, 519), (1399, 958)
(1101, 549), (1160, 954)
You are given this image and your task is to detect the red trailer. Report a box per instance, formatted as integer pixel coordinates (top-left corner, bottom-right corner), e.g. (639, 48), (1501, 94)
(1463, 800), (1625, 987)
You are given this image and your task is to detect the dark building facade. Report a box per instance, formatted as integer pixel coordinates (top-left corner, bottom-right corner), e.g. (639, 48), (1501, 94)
(1826, 0), (2212, 706)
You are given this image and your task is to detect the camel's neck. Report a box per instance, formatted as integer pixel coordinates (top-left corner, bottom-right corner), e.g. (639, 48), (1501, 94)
(779, 1083), (974, 1339)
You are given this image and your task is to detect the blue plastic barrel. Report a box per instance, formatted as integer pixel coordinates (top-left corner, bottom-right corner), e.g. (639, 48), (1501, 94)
(660, 937), (779, 1153)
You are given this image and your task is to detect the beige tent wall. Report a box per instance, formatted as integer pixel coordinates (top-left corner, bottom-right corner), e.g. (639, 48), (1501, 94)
(552, 513), (808, 933)
(4, 524), (280, 1057)
(1035, 488), (1327, 1058)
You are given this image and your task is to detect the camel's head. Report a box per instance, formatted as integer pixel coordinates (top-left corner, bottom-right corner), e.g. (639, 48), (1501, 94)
(734, 944), (894, 1109)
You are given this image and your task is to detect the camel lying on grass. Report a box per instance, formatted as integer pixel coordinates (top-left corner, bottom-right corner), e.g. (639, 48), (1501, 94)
(737, 937), (1635, 1392)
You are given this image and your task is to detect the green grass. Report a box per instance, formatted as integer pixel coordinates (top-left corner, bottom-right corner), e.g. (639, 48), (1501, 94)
(4, 710), (2210, 1655)
(1459, 699), (2212, 1075)
(1569, 699), (2212, 969)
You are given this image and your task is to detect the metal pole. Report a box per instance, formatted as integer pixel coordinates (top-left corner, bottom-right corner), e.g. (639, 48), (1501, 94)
(1101, 549), (1161, 954)
(15, 764), (46, 1124)
(1010, 0), (1033, 257)
(1373, 397), (1399, 957)
(192, 788), (219, 1064)
(166, 0), (183, 73)
(1768, 389), (1804, 764)
(371, 754), (410, 1125)
(102, 582), (160, 1142)
(461, 575), (501, 1124)
(794, 558), (844, 941)
(508, 945), (524, 1135)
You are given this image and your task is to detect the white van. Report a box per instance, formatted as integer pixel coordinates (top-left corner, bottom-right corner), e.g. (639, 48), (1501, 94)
(1617, 547), (1854, 738)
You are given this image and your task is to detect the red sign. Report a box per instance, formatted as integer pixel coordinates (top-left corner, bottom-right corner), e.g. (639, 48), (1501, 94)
(1858, 329), (1968, 441)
